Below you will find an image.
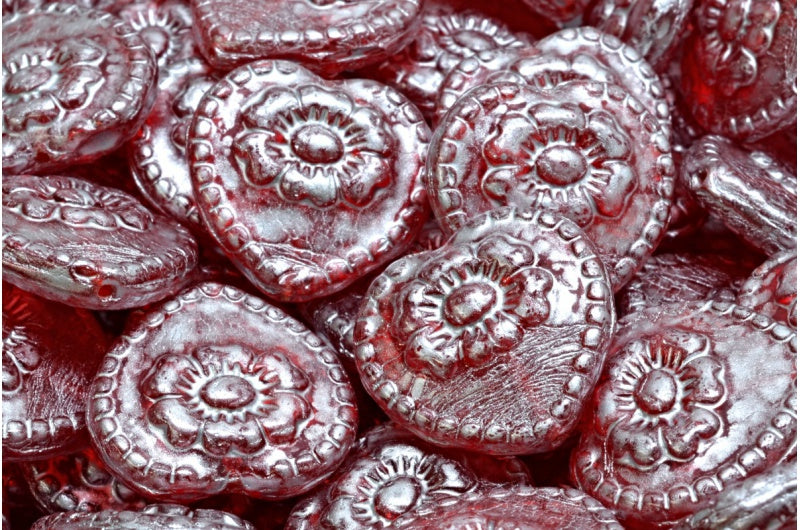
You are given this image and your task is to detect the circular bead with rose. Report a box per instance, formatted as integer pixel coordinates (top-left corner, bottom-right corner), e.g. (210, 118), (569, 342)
(573, 301), (797, 527)
(190, 60), (429, 302)
(2, 4), (157, 174)
(355, 208), (615, 455)
(88, 282), (358, 502)
(427, 80), (673, 291)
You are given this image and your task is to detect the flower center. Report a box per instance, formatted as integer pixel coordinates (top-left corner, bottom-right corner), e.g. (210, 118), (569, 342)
(373, 476), (421, 520)
(6, 64), (53, 94)
(452, 30), (496, 53)
(443, 282), (497, 326)
(535, 145), (588, 186)
(634, 369), (678, 415)
(140, 26), (171, 59)
(199, 375), (256, 410)
(290, 123), (344, 164)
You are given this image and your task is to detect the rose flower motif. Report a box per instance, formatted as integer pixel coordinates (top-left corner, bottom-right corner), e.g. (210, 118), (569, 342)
(327, 450), (476, 527)
(481, 102), (636, 227)
(393, 233), (553, 379)
(233, 84), (395, 208)
(601, 331), (727, 471)
(3, 37), (106, 132)
(698, 0), (781, 95)
(141, 346), (312, 455)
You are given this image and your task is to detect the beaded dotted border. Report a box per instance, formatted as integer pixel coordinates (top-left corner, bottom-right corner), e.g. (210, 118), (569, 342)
(437, 26), (671, 132)
(88, 282), (358, 500)
(686, 1), (796, 142)
(192, 0), (421, 72)
(379, 7), (530, 117)
(573, 300), (797, 523)
(737, 249), (797, 324)
(22, 447), (146, 513)
(391, 485), (624, 528)
(1, 176), (198, 310)
(680, 135), (796, 256)
(129, 58), (213, 234)
(428, 80), (674, 291)
(189, 60), (430, 302)
(30, 504), (256, 530)
(2, 414), (84, 458)
(355, 207), (614, 454)
(2, 3), (157, 173)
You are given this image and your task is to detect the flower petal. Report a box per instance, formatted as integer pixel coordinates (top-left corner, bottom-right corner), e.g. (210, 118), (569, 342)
(529, 102), (585, 131)
(259, 392), (311, 444)
(682, 356), (726, 404)
(587, 110), (631, 159)
(140, 353), (199, 399)
(405, 328), (459, 379)
(663, 407), (721, 460)
(461, 328), (492, 367)
(592, 161), (635, 218)
(481, 167), (517, 202)
(298, 85), (353, 119)
(56, 65), (102, 109)
(339, 153), (391, 206)
(506, 267), (552, 327)
(394, 281), (438, 338)
(611, 423), (662, 469)
(148, 398), (200, 449)
(483, 113), (536, 166)
(195, 346), (253, 374)
(486, 312), (523, 350)
(202, 418), (266, 455)
(234, 133), (285, 187)
(252, 353), (309, 392)
(348, 107), (393, 155)
(4, 97), (59, 131)
(279, 166), (337, 206)
(241, 86), (299, 129)
(476, 234), (534, 269)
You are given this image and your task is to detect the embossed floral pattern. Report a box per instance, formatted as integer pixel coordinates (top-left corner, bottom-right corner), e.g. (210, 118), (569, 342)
(2, 328), (39, 395)
(430, 12), (525, 67)
(698, 0), (780, 95)
(122, 2), (192, 67)
(141, 346), (312, 455)
(602, 331), (726, 470)
(395, 233), (553, 379)
(3, 180), (152, 232)
(329, 451), (476, 527)
(3, 37), (106, 132)
(482, 102), (636, 227)
(233, 84), (394, 208)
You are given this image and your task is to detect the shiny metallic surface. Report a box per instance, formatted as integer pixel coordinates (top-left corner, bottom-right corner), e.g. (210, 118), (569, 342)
(286, 423), (532, 529)
(30, 504), (256, 530)
(2, 3), (158, 174)
(680, 135), (797, 256)
(573, 301), (797, 527)
(586, 0), (693, 71)
(189, 60), (430, 302)
(190, 0), (422, 74)
(616, 252), (756, 317)
(87, 282), (358, 502)
(737, 250), (797, 329)
(2, 175), (199, 310)
(355, 208), (615, 455)
(429, 80), (674, 291)
(674, 462), (797, 530)
(128, 58), (215, 235)
(391, 485), (624, 529)
(2, 284), (109, 461)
